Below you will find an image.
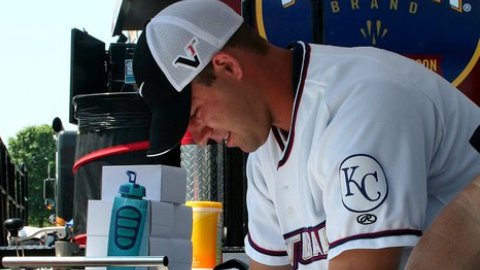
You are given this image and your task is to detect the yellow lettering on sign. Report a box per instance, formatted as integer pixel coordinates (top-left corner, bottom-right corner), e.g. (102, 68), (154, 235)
(327, 0), (464, 14)
(351, 0), (360, 10)
(416, 59), (438, 72)
(390, 0), (398, 10)
(409, 1), (418, 13)
(331, 0), (340, 13)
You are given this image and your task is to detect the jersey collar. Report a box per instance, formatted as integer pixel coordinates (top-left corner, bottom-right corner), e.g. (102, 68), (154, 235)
(275, 41), (311, 168)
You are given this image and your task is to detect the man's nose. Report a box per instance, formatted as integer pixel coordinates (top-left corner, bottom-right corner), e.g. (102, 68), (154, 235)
(187, 118), (212, 146)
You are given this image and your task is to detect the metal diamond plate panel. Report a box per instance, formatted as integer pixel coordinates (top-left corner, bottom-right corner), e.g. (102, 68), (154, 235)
(181, 144), (220, 201)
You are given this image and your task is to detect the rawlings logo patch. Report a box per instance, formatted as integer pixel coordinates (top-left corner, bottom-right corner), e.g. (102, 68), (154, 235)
(356, 213), (378, 225)
(339, 154), (388, 213)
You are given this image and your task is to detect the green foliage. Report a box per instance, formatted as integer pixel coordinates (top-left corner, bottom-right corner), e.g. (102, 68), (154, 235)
(8, 125), (55, 227)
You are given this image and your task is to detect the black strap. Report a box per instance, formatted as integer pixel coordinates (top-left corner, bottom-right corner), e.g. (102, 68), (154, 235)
(469, 125), (480, 153)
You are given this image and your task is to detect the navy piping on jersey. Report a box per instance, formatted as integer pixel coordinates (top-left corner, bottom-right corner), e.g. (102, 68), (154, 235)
(277, 42), (311, 169)
(329, 228), (423, 250)
(247, 233), (289, 257)
(272, 128), (285, 151)
(282, 221), (326, 239)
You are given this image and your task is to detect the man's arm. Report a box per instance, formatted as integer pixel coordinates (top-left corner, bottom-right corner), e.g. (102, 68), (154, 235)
(247, 248), (403, 270)
(329, 247), (403, 270)
(405, 175), (480, 270)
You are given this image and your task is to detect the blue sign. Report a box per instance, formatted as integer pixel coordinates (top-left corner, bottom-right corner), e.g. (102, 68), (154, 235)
(323, 0), (479, 86)
(253, 0), (314, 47)
(251, 0), (479, 102)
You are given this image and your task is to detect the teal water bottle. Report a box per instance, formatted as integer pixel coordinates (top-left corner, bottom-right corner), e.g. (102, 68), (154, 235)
(107, 170), (148, 270)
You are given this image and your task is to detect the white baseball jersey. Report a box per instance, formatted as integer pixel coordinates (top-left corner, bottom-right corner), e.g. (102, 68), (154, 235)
(244, 42), (480, 270)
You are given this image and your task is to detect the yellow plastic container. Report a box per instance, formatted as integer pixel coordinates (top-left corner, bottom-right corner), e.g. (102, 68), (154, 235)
(186, 201), (223, 269)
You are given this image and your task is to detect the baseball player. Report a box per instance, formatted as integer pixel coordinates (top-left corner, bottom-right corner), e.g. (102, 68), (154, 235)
(132, 0), (480, 269)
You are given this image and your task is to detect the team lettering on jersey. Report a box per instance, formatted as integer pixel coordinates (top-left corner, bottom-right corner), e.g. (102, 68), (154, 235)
(284, 223), (329, 270)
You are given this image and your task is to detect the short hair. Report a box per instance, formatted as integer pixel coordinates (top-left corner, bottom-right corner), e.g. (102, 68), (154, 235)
(195, 23), (268, 86)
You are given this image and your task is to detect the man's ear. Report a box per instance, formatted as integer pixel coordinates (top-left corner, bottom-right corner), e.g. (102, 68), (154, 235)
(211, 51), (243, 80)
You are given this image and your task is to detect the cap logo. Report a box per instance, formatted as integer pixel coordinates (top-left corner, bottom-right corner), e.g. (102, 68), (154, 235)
(173, 37), (201, 69)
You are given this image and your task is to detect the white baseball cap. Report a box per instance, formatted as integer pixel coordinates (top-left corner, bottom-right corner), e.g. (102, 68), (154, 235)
(133, 0), (244, 156)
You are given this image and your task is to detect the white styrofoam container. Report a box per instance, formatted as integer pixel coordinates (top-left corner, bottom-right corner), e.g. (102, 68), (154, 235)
(86, 200), (192, 270)
(101, 164), (186, 204)
(87, 200), (192, 238)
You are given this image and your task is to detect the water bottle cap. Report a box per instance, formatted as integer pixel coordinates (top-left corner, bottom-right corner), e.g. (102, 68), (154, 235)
(118, 170), (146, 198)
(118, 182), (146, 198)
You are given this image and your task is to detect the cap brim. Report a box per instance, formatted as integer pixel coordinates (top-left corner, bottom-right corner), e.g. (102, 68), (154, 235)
(134, 29), (191, 156)
(142, 82), (191, 157)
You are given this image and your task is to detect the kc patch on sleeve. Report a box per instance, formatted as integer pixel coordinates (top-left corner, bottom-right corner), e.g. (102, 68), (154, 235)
(338, 154), (388, 213)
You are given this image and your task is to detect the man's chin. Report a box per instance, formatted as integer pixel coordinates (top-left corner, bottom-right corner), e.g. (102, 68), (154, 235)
(238, 141), (265, 153)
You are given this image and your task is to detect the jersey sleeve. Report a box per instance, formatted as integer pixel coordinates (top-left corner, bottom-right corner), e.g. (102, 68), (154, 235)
(244, 147), (291, 266)
(315, 80), (440, 260)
